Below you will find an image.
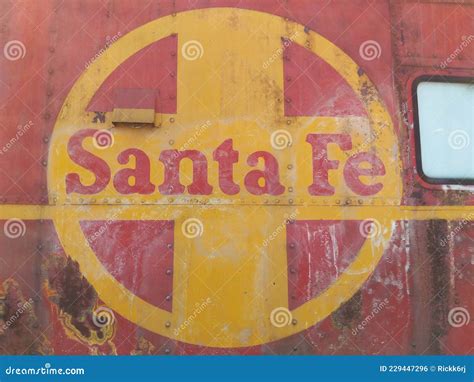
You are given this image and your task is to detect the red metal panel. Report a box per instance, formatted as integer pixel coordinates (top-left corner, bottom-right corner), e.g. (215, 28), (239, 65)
(286, 221), (363, 310)
(82, 221), (174, 312)
(283, 42), (367, 117)
(87, 35), (178, 113)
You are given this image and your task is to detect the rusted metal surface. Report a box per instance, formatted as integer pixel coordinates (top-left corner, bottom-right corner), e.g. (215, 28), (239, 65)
(0, 0), (472, 355)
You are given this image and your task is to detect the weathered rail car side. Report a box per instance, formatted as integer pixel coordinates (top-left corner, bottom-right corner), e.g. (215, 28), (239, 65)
(0, 0), (472, 355)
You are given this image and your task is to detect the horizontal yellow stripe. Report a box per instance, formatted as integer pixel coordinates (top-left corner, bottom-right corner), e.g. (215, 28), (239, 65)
(0, 204), (472, 221)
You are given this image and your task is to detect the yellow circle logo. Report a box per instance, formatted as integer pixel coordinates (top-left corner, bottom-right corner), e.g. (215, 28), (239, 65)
(48, 8), (401, 348)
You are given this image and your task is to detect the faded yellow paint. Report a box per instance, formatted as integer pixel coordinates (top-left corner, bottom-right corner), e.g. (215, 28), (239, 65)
(0, 8), (470, 348)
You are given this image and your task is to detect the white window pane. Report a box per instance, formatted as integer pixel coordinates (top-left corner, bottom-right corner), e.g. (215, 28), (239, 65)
(417, 81), (474, 180)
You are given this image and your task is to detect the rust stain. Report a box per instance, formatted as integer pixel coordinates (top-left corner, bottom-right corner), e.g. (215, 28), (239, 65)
(426, 220), (450, 353)
(0, 279), (52, 355)
(332, 290), (363, 329)
(44, 253), (116, 351)
(410, 220), (450, 354)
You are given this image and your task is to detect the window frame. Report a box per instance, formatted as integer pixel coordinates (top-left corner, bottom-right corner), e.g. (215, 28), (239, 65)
(412, 75), (474, 185)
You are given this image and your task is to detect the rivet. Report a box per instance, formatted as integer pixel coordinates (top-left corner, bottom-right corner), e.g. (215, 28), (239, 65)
(290, 267), (296, 274)
(164, 348), (171, 354)
(170, 72), (175, 77)
(166, 269), (172, 275)
(46, 90), (53, 97)
(286, 76), (291, 81)
(288, 187), (293, 192)
(293, 347), (298, 352)
(165, 295), (171, 301)
(289, 243), (295, 249)
(292, 319), (297, 325)
(116, 199), (121, 204)
(48, 68), (54, 75)
(37, 243), (43, 250)
(167, 243), (173, 249)
(169, 94), (175, 99)
(288, 220), (295, 224)
(287, 164), (293, 170)
(41, 160), (47, 166)
(165, 321), (171, 328)
(48, 46), (55, 53)
(43, 136), (49, 143)
(289, 199), (294, 204)
(170, 117), (175, 123)
(285, 98), (291, 103)
(171, 51), (176, 56)
(291, 295), (296, 300)
(286, 119), (291, 125)
(43, 113), (51, 120)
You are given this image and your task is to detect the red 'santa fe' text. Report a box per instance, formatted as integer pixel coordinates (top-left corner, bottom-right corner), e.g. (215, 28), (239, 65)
(65, 129), (386, 197)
